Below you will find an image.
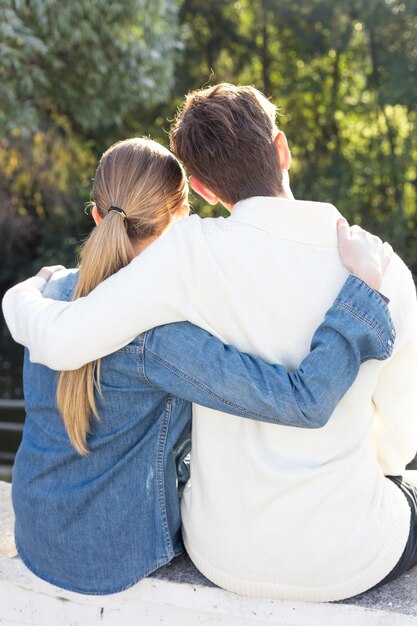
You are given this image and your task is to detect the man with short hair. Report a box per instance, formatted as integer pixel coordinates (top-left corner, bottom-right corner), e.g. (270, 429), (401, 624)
(3, 84), (417, 600)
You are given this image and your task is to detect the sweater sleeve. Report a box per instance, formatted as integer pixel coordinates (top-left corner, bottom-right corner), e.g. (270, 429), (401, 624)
(2, 217), (201, 370)
(372, 259), (417, 475)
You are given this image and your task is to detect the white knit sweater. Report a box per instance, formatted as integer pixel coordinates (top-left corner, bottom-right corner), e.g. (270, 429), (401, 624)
(3, 197), (417, 600)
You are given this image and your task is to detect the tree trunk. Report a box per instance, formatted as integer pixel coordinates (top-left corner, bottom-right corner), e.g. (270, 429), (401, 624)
(261, 0), (271, 96)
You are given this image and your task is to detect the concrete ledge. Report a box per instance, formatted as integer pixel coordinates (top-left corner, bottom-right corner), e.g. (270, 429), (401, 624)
(1, 481), (417, 625)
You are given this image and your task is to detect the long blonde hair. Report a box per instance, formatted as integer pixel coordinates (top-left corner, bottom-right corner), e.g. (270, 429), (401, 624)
(57, 138), (188, 455)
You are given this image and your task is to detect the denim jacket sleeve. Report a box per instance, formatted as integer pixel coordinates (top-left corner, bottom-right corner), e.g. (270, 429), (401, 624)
(142, 275), (395, 429)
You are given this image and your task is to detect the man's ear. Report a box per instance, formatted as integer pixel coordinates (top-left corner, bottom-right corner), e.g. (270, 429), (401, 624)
(274, 131), (291, 171)
(189, 176), (220, 205)
(91, 204), (102, 225)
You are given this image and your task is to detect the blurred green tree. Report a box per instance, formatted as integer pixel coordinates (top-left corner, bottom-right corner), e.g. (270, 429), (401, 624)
(1, 0), (416, 283)
(0, 0), (181, 135)
(0, 0), (181, 286)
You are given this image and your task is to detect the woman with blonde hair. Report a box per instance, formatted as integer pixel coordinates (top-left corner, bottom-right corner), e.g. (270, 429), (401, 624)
(9, 137), (394, 594)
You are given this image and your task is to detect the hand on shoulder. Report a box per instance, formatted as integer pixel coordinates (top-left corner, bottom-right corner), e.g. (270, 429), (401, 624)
(36, 265), (67, 282)
(337, 218), (393, 291)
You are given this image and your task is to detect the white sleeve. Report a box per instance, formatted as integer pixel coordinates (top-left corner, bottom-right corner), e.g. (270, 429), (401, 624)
(372, 257), (417, 475)
(2, 217), (201, 371)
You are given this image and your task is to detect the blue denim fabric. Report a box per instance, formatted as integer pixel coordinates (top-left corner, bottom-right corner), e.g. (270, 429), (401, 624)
(12, 271), (394, 594)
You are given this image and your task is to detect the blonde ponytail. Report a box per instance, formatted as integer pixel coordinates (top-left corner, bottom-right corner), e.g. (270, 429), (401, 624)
(57, 138), (188, 455)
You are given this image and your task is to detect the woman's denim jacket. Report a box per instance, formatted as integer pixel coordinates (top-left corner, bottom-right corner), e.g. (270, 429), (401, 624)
(12, 270), (394, 594)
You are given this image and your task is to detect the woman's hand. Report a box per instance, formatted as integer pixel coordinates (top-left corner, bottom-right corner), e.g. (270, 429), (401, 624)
(36, 265), (67, 282)
(337, 218), (393, 291)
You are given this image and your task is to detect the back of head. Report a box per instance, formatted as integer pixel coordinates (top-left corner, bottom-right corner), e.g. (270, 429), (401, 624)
(82, 137), (188, 292)
(170, 83), (283, 205)
(57, 137), (187, 456)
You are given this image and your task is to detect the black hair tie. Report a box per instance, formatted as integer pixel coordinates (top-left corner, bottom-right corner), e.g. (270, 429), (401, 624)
(109, 205), (127, 220)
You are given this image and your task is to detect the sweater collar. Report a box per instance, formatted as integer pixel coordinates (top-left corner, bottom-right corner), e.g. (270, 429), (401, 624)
(229, 196), (343, 247)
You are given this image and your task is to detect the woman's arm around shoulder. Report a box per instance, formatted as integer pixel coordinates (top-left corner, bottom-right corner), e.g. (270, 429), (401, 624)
(143, 275), (394, 428)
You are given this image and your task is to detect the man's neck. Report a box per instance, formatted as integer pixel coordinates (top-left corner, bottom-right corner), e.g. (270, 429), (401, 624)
(226, 185), (294, 214)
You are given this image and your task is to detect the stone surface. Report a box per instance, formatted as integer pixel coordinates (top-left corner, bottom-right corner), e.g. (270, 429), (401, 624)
(341, 570), (417, 616)
(153, 552), (417, 617)
(0, 480), (16, 558)
(150, 552), (216, 587)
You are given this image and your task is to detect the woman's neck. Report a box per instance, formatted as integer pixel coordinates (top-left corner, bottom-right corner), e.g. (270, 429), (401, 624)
(131, 237), (157, 257)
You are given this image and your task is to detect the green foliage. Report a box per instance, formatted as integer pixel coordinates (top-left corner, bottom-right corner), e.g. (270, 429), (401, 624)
(1, 0), (417, 289)
(0, 0), (181, 135)
(0, 116), (96, 285)
(0, 0), (181, 287)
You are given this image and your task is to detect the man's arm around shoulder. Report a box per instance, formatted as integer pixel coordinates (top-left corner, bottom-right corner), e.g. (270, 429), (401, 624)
(2, 216), (203, 370)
